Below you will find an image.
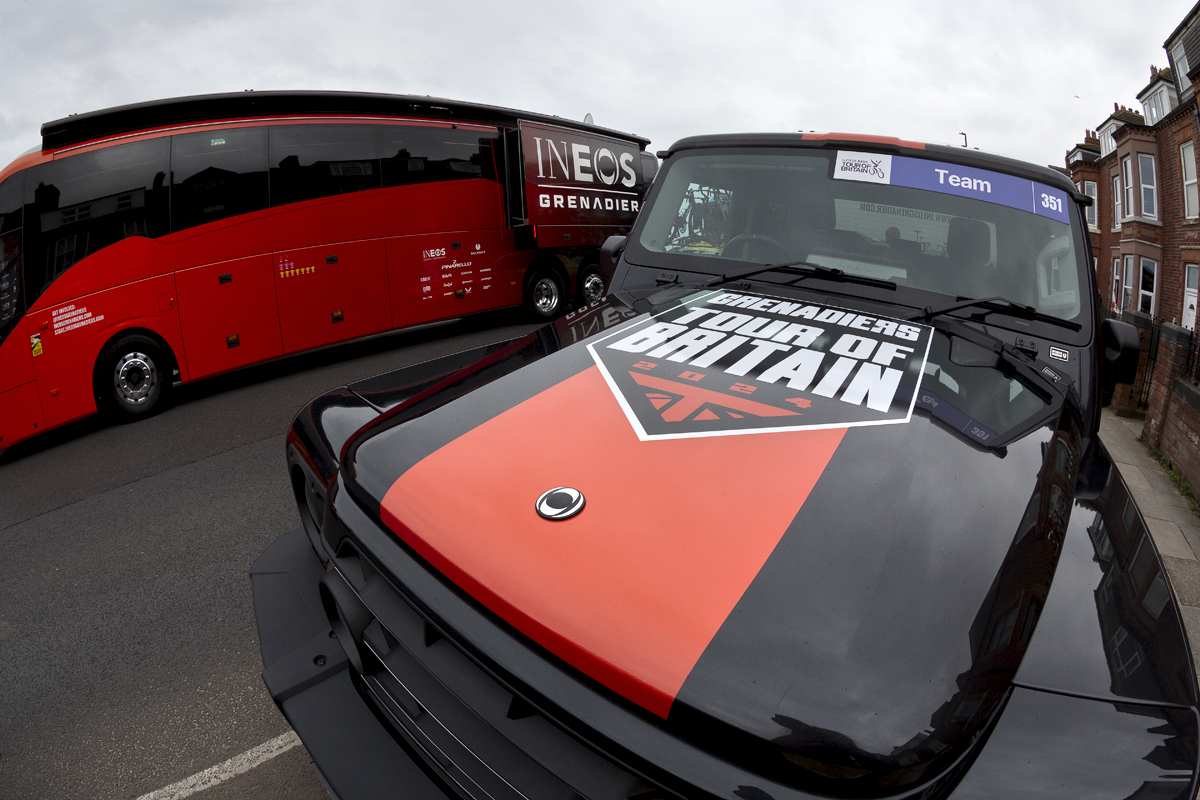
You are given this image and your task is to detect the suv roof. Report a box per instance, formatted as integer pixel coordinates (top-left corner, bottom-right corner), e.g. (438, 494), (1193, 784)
(662, 132), (1078, 195)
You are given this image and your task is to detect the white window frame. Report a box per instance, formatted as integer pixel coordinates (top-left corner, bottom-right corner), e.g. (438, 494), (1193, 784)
(1113, 174), (1123, 229)
(1144, 90), (1165, 124)
(1173, 41), (1191, 92)
(1139, 153), (1158, 219)
(1122, 156), (1134, 218)
(1184, 263), (1199, 330)
(1100, 124), (1117, 157)
(1084, 180), (1097, 227)
(1139, 256), (1157, 315)
(1182, 141), (1198, 218)
(1123, 254), (1136, 311)
(1112, 258), (1121, 311)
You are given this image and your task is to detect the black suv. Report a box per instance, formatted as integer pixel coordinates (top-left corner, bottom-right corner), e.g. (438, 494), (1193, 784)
(252, 133), (1197, 800)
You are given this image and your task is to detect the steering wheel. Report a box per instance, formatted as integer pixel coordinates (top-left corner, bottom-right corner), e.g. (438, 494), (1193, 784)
(723, 233), (790, 262)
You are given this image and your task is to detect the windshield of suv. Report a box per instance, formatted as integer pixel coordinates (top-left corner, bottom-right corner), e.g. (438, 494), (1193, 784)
(635, 150), (1085, 323)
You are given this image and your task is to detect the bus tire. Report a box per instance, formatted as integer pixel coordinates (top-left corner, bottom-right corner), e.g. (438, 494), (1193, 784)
(100, 334), (172, 419)
(524, 267), (566, 320)
(577, 265), (606, 304)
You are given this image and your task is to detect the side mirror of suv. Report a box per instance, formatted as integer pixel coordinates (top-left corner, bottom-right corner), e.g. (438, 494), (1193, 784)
(600, 235), (627, 276)
(1100, 317), (1141, 406)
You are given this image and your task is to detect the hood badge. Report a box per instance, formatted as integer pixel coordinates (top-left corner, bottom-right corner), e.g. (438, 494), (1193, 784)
(536, 487), (585, 521)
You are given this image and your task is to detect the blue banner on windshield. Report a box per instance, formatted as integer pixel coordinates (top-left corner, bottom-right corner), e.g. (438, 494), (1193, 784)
(834, 151), (1070, 224)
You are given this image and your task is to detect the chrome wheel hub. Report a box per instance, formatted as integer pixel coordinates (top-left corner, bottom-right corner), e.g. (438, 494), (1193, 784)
(581, 273), (605, 303)
(533, 277), (560, 314)
(114, 352), (157, 404)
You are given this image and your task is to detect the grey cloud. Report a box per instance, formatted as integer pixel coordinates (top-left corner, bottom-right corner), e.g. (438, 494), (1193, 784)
(1, 0), (1196, 169)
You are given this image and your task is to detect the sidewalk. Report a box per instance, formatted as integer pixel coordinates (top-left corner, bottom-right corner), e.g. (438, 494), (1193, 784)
(1099, 409), (1200, 674)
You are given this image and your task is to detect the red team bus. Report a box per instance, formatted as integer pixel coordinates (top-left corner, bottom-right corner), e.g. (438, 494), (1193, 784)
(0, 91), (655, 449)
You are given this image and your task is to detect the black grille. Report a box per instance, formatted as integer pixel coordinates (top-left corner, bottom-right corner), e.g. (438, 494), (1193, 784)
(329, 543), (663, 800)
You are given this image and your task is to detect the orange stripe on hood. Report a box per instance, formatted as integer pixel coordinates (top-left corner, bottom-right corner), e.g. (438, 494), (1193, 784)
(381, 365), (845, 717)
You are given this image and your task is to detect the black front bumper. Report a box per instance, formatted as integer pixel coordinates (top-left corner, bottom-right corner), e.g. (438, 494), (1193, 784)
(251, 527), (451, 800)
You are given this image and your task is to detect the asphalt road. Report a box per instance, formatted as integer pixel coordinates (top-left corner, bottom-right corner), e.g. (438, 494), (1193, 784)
(0, 310), (541, 800)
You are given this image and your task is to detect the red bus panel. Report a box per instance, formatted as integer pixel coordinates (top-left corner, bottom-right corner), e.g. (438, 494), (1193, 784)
(0, 382), (45, 447)
(386, 229), (515, 328)
(23, 272), (184, 429)
(274, 239), (392, 354)
(176, 255), (283, 380)
(0, 322), (35, 394)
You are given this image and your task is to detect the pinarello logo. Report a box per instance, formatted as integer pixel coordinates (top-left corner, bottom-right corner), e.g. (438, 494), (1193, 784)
(535, 487), (585, 520)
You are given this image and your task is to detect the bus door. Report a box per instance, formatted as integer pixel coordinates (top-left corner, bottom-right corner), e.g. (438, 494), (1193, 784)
(273, 239), (391, 353)
(175, 254), (283, 380)
(387, 230), (510, 328)
(0, 204), (45, 446)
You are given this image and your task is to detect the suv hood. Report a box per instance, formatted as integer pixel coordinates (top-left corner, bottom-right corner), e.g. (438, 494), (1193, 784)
(344, 301), (1080, 794)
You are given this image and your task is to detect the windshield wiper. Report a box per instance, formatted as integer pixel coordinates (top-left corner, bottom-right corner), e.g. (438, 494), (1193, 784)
(706, 260), (897, 291)
(636, 260), (897, 307)
(909, 296), (1082, 331)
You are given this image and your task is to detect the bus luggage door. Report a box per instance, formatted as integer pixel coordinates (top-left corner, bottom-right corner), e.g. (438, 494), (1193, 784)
(273, 239), (391, 353)
(176, 254), (283, 380)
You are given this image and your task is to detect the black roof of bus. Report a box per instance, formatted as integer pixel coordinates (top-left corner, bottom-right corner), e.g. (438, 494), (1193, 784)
(39, 90), (651, 151)
(661, 133), (1078, 195)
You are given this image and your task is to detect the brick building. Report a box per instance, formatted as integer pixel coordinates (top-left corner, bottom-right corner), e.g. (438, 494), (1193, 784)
(1064, 2), (1200, 330)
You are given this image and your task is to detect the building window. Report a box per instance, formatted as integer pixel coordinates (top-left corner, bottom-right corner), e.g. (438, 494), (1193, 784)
(1140, 257), (1157, 315)
(1113, 174), (1122, 228)
(1139, 153), (1157, 219)
(1173, 41), (1190, 92)
(1112, 258), (1120, 311)
(1122, 156), (1134, 218)
(1084, 180), (1097, 227)
(1144, 90), (1166, 124)
(1184, 264), (1198, 330)
(1124, 254), (1136, 311)
(1183, 142), (1198, 218)
(1100, 125), (1117, 157)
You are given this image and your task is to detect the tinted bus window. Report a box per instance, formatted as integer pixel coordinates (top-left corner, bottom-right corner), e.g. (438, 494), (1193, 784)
(0, 174), (23, 341)
(172, 127), (268, 232)
(23, 138), (170, 310)
(269, 124), (382, 206)
(378, 125), (498, 187)
(0, 171), (23, 234)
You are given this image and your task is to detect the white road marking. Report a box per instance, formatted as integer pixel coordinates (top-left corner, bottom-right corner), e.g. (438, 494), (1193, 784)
(133, 731), (301, 800)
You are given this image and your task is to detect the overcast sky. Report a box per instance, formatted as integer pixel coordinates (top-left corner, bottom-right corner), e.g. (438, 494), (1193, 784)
(1, 0), (1197, 169)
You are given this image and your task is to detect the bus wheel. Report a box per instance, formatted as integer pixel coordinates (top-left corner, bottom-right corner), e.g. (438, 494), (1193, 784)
(525, 268), (565, 320)
(101, 335), (171, 419)
(578, 266), (606, 304)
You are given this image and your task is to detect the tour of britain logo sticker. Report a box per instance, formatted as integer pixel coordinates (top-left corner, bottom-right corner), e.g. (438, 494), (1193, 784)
(586, 290), (933, 440)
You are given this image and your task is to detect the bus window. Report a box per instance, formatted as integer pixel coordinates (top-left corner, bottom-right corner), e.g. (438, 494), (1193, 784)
(172, 127), (268, 232)
(378, 125), (498, 188)
(0, 172), (22, 235)
(0, 173), (23, 342)
(22, 137), (170, 310)
(269, 124), (382, 207)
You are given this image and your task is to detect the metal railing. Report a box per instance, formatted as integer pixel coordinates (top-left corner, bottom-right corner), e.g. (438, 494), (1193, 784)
(1136, 320), (1163, 412)
(1184, 326), (1200, 388)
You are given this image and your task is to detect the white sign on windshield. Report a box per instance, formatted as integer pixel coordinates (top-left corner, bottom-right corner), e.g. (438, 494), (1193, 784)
(833, 151), (893, 184)
(834, 150), (1071, 224)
